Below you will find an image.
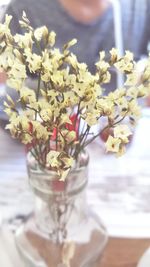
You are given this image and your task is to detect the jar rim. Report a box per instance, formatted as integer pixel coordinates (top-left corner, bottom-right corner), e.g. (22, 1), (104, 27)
(26, 150), (89, 197)
(26, 150), (89, 180)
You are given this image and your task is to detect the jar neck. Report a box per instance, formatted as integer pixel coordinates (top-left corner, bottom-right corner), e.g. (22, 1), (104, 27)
(34, 185), (88, 243)
(27, 151), (89, 243)
(27, 150), (89, 200)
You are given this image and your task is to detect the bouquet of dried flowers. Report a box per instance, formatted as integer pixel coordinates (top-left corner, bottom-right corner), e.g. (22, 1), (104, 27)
(0, 13), (150, 180)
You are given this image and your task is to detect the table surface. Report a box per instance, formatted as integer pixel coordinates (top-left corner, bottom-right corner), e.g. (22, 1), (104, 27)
(100, 238), (150, 267)
(1, 229), (150, 267)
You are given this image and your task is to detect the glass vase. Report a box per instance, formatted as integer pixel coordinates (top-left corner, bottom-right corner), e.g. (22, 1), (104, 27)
(15, 151), (108, 267)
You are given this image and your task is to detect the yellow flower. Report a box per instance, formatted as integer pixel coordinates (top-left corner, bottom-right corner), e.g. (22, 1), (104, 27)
(125, 51), (134, 61)
(14, 32), (33, 49)
(105, 136), (121, 153)
(85, 112), (99, 127)
(61, 155), (74, 169)
(59, 155), (74, 181)
(5, 116), (30, 139)
(40, 108), (52, 122)
(115, 51), (134, 73)
(96, 60), (110, 72)
(125, 72), (139, 86)
(23, 110), (35, 119)
(126, 87), (138, 98)
(99, 51), (105, 60)
(63, 38), (77, 54)
(108, 88), (126, 101)
(8, 61), (27, 80)
(96, 98), (114, 116)
(128, 99), (141, 118)
(142, 62), (150, 82)
(137, 84), (150, 98)
(46, 151), (61, 168)
(109, 48), (119, 63)
(19, 11), (32, 30)
(117, 144), (126, 157)
(22, 133), (33, 144)
(32, 121), (49, 141)
(34, 26), (48, 41)
(65, 131), (76, 144)
(0, 47), (14, 70)
(96, 60), (111, 83)
(20, 87), (36, 103)
(59, 168), (70, 181)
(48, 31), (56, 47)
(59, 114), (72, 125)
(63, 91), (78, 107)
(51, 70), (65, 87)
(62, 242), (75, 266)
(114, 125), (132, 143)
(0, 14), (12, 40)
(24, 48), (42, 73)
(67, 53), (78, 69)
(115, 96), (128, 112)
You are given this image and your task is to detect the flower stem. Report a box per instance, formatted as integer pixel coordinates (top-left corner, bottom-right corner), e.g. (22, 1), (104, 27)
(35, 72), (41, 120)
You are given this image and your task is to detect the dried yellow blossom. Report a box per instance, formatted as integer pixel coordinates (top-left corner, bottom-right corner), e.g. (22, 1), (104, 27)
(48, 31), (56, 47)
(128, 99), (141, 118)
(137, 84), (150, 97)
(117, 144), (126, 157)
(65, 131), (76, 143)
(67, 53), (78, 69)
(0, 47), (15, 70)
(115, 96), (128, 111)
(0, 14), (12, 40)
(24, 48), (42, 73)
(22, 133), (33, 144)
(32, 121), (49, 141)
(40, 108), (52, 122)
(126, 87), (138, 98)
(125, 72), (139, 86)
(96, 98), (114, 116)
(114, 125), (132, 143)
(59, 168), (71, 182)
(34, 26), (48, 41)
(105, 136), (121, 153)
(61, 156), (74, 169)
(8, 61), (27, 80)
(109, 48), (119, 63)
(14, 32), (33, 49)
(85, 112), (99, 127)
(63, 38), (77, 52)
(62, 242), (75, 266)
(46, 151), (61, 168)
(59, 114), (72, 126)
(20, 87), (36, 103)
(115, 51), (134, 73)
(5, 116), (30, 141)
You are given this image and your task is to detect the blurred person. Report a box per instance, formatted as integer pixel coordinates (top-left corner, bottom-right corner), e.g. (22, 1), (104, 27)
(2, 0), (150, 73)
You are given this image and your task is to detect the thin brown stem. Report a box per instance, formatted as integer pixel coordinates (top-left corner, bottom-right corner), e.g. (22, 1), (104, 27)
(35, 72), (41, 120)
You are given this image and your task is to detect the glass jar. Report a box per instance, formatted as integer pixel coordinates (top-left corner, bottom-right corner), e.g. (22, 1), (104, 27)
(15, 151), (108, 267)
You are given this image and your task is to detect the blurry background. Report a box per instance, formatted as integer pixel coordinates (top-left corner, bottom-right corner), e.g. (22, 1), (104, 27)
(0, 0), (10, 18)
(1, 0), (150, 266)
